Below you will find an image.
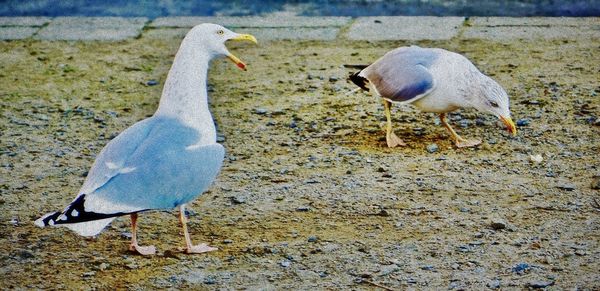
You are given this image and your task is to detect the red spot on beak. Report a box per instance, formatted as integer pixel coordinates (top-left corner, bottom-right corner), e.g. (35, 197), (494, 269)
(237, 62), (246, 70)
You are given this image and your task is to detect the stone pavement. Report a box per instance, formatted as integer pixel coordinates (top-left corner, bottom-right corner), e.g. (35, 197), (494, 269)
(0, 16), (598, 41)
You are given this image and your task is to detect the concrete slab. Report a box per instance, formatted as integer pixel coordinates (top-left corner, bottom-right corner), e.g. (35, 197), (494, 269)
(150, 16), (351, 28)
(0, 17), (51, 26)
(469, 16), (600, 27)
(347, 16), (465, 40)
(35, 17), (148, 41)
(236, 27), (340, 40)
(465, 17), (600, 40)
(0, 27), (39, 40)
(464, 26), (600, 40)
(144, 27), (341, 41)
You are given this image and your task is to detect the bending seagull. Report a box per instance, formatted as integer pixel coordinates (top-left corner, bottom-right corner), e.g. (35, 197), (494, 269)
(35, 24), (257, 255)
(349, 46), (517, 148)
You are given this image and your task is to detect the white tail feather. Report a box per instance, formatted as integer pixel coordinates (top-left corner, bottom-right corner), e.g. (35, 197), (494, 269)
(61, 218), (115, 237)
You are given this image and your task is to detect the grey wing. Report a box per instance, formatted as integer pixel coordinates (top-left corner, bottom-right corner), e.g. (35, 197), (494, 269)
(363, 47), (437, 103)
(79, 117), (155, 195)
(85, 141), (224, 212)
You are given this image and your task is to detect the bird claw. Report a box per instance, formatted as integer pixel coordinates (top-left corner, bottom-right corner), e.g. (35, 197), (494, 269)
(129, 244), (156, 256)
(455, 139), (481, 148)
(186, 243), (218, 254)
(386, 132), (406, 148)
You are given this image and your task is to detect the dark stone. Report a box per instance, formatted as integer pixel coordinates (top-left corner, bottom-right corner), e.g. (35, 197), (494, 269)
(556, 183), (576, 191)
(528, 281), (554, 289)
(512, 263), (531, 275)
(146, 80), (158, 86)
(490, 220), (506, 230)
(516, 119), (531, 126)
(591, 176), (600, 190)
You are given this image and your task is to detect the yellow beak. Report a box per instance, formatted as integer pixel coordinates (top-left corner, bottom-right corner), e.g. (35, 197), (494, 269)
(500, 115), (517, 136)
(226, 33), (257, 71)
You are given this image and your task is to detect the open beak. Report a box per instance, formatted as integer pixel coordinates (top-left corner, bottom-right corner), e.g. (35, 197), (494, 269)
(226, 33), (257, 71)
(499, 115), (517, 136)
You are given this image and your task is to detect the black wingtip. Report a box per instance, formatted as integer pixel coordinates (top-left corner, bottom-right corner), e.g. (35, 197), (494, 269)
(35, 211), (61, 227)
(349, 71), (370, 92)
(343, 64), (369, 70)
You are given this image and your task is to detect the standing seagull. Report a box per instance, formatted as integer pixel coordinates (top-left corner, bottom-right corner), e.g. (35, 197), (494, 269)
(35, 24), (257, 255)
(349, 46), (516, 148)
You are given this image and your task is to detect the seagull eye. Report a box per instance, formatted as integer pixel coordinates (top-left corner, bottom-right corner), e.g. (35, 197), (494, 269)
(489, 101), (499, 108)
(217, 30), (224, 35)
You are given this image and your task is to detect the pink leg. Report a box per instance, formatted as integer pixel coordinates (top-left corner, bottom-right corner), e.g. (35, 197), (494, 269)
(179, 204), (217, 254)
(129, 213), (156, 255)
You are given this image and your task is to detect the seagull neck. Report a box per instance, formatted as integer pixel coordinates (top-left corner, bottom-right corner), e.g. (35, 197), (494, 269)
(155, 40), (216, 144)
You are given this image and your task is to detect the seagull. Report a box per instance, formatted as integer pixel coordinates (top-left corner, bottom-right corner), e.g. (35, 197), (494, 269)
(348, 46), (517, 148)
(35, 23), (257, 255)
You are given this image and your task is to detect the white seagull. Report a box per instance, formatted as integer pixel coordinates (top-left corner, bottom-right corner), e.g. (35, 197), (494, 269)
(349, 46), (517, 148)
(35, 24), (257, 255)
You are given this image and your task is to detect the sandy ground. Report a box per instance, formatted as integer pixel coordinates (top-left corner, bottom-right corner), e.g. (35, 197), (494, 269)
(1, 35), (599, 289)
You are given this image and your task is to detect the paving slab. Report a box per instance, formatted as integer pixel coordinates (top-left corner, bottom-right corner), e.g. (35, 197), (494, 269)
(0, 16), (51, 26)
(150, 16), (351, 28)
(465, 17), (600, 40)
(35, 17), (148, 41)
(0, 27), (39, 40)
(469, 16), (600, 26)
(145, 27), (341, 41)
(347, 16), (465, 40)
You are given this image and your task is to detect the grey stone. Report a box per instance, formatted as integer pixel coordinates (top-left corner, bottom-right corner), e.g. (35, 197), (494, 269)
(35, 17), (147, 41)
(150, 16), (351, 28)
(347, 16), (464, 40)
(528, 280), (554, 288)
(0, 16), (51, 26)
(0, 27), (38, 40)
(426, 143), (439, 153)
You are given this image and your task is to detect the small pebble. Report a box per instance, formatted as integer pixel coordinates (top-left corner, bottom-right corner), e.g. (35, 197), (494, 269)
(528, 280), (554, 289)
(591, 176), (600, 190)
(556, 183), (576, 191)
(203, 276), (217, 285)
(426, 143), (439, 153)
(280, 260), (291, 268)
(529, 154), (543, 163)
(146, 80), (158, 86)
(296, 206), (310, 212)
(487, 279), (501, 289)
(490, 220), (506, 230)
(253, 108), (268, 115)
(230, 195), (246, 204)
(329, 76), (339, 82)
(307, 236), (318, 242)
(516, 119), (530, 126)
(98, 263), (110, 271)
(512, 263), (531, 275)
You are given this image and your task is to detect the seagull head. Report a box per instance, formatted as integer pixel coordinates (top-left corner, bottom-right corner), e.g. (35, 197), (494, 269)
(187, 23), (257, 70)
(472, 77), (517, 136)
